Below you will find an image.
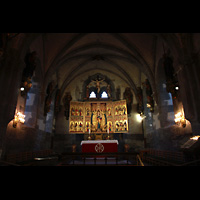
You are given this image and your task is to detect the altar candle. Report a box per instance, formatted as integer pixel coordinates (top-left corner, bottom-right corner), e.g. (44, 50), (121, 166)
(89, 129), (90, 134)
(107, 128), (109, 134)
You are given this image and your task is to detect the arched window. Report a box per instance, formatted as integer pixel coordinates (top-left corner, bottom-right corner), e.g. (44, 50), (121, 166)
(101, 91), (108, 98)
(89, 91), (96, 98)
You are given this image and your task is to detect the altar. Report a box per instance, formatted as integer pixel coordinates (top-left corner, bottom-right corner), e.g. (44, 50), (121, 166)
(81, 140), (118, 153)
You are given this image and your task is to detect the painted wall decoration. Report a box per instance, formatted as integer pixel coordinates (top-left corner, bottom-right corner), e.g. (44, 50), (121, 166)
(69, 100), (128, 133)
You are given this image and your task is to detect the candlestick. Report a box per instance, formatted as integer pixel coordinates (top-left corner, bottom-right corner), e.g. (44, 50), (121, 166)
(88, 129), (91, 140)
(107, 128), (110, 140)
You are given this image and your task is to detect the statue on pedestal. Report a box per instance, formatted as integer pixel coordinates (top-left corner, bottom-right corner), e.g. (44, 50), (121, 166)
(63, 92), (72, 120)
(123, 87), (133, 114)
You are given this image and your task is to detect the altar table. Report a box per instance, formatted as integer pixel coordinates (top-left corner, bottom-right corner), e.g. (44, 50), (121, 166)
(81, 140), (118, 153)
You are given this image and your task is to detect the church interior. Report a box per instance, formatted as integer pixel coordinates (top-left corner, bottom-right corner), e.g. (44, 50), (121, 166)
(0, 33), (200, 166)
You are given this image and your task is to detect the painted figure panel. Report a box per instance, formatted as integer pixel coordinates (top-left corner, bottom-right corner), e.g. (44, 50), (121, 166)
(69, 100), (128, 133)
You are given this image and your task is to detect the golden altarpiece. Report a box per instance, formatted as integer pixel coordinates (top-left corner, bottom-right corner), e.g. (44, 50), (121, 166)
(69, 100), (128, 134)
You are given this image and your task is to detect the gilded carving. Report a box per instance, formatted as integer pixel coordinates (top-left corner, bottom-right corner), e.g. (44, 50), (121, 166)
(69, 100), (128, 134)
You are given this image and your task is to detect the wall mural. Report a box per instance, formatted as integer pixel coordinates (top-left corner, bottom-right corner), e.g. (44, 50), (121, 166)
(69, 100), (128, 134)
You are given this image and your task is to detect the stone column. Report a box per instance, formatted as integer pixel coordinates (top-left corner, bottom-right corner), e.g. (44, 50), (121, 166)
(0, 48), (24, 159)
(178, 55), (200, 135)
(0, 123), (8, 159)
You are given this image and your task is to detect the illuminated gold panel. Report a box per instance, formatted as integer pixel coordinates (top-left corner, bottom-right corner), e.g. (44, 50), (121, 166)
(69, 100), (128, 134)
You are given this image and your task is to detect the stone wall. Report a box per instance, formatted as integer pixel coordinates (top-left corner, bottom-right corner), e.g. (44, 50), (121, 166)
(146, 122), (192, 151)
(5, 120), (51, 155)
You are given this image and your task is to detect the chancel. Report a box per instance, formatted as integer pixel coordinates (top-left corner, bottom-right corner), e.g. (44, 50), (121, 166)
(1, 33), (200, 166)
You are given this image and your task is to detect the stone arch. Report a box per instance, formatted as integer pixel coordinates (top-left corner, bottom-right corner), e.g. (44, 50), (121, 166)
(44, 42), (155, 100)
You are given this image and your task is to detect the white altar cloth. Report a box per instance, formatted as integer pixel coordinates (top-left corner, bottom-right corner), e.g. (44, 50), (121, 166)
(81, 140), (118, 145)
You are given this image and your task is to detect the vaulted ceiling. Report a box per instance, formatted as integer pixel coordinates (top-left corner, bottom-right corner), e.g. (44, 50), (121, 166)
(25, 33), (192, 101)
